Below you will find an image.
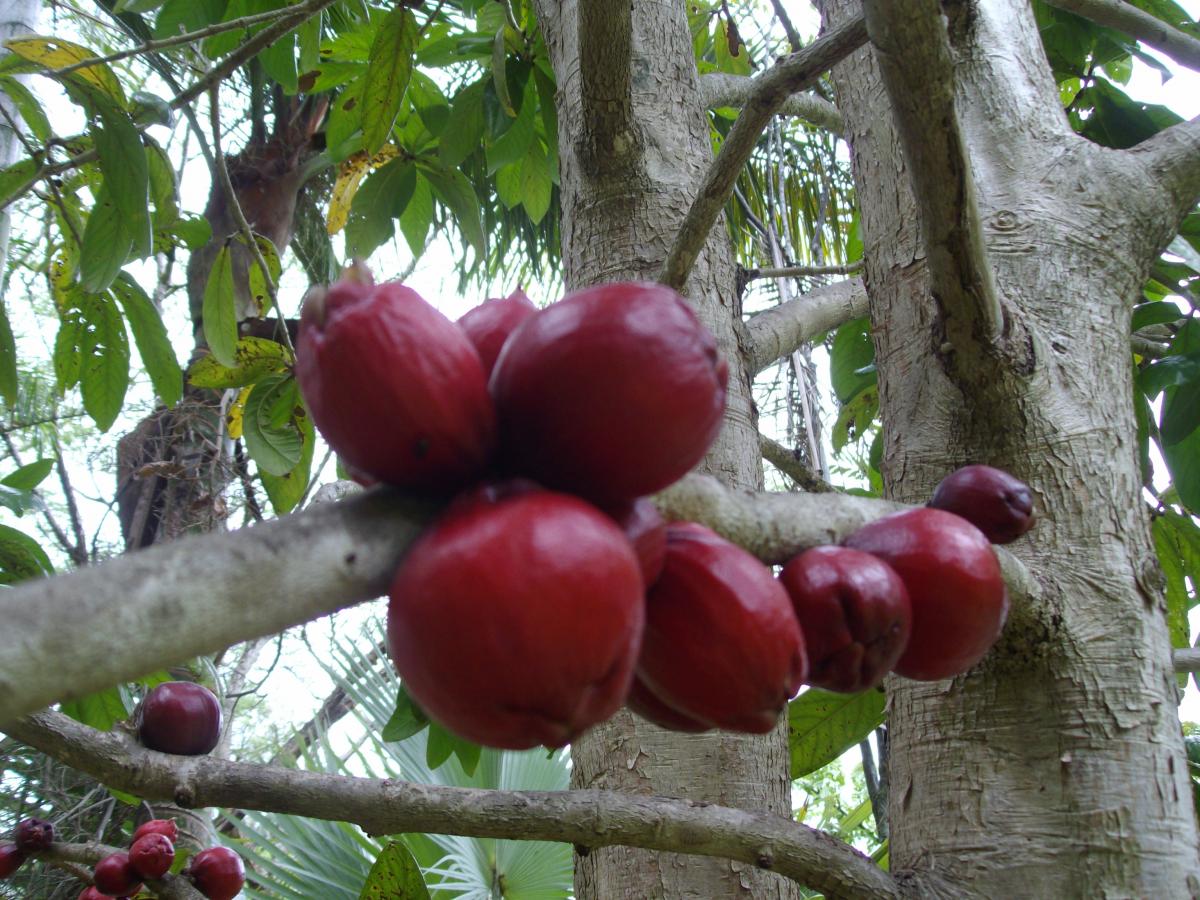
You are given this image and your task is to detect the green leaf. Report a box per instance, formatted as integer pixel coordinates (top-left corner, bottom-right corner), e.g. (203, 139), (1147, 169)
(421, 164), (485, 256)
(80, 293), (130, 432)
(259, 29), (298, 94)
(240, 233), (282, 316)
(425, 722), (455, 770)
(0, 523), (54, 584)
(789, 687), (886, 778)
(1139, 352), (1200, 397)
(830, 317), (876, 404)
(260, 407), (314, 515)
(346, 158), (415, 258)
(79, 189), (134, 293)
(451, 733), (482, 777)
(0, 76), (51, 142)
(382, 685), (430, 743)
(361, 7), (419, 154)
(399, 173), (434, 256)
(54, 305), (84, 395)
(60, 685), (130, 732)
(0, 157), (36, 209)
(833, 386), (879, 452)
(110, 274), (183, 407)
(0, 297), (16, 406)
(153, 0), (224, 40)
(202, 244), (238, 367)
(1162, 378), (1200, 445)
(2, 458), (55, 491)
(486, 82), (535, 173)
(0, 485), (35, 515)
(92, 98), (152, 258)
(491, 27), (515, 117)
(518, 144), (553, 225)
(358, 841), (431, 900)
(188, 337), (293, 389)
(407, 70), (450, 136)
(243, 373), (304, 477)
(1154, 516), (1192, 689)
(439, 78), (487, 168)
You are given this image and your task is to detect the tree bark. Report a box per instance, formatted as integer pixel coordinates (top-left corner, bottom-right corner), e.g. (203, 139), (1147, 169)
(817, 0), (1200, 894)
(532, 2), (795, 896)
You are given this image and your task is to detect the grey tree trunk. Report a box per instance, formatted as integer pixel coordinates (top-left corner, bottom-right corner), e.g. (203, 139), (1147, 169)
(818, 0), (1200, 894)
(0, 0), (40, 276)
(532, 2), (796, 897)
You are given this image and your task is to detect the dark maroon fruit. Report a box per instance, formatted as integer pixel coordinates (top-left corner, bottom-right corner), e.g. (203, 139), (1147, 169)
(490, 281), (728, 503)
(185, 846), (245, 900)
(845, 507), (1008, 681)
(137, 681), (222, 755)
(929, 464), (1035, 544)
(779, 546), (912, 693)
(625, 677), (710, 732)
(637, 523), (807, 733)
(78, 888), (107, 900)
(92, 852), (142, 897)
(13, 817), (54, 852)
(458, 287), (537, 377)
(129, 832), (174, 879)
(296, 264), (496, 493)
(606, 497), (668, 587)
(0, 843), (26, 878)
(132, 818), (178, 844)
(388, 485), (645, 749)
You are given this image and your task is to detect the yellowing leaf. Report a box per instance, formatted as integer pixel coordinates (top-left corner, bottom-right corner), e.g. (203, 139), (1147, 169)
(188, 337), (293, 389)
(226, 386), (251, 440)
(5, 36), (125, 105)
(327, 145), (400, 235)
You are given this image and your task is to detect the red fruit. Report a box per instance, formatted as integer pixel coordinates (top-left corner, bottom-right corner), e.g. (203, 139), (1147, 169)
(129, 832), (174, 879)
(605, 497), (667, 587)
(296, 266), (496, 493)
(625, 677), (709, 732)
(132, 819), (178, 844)
(14, 817), (54, 852)
(779, 546), (912, 693)
(844, 507), (1008, 681)
(458, 287), (537, 377)
(929, 464), (1035, 544)
(92, 852), (142, 897)
(185, 846), (245, 900)
(388, 485), (645, 749)
(137, 682), (222, 756)
(0, 843), (26, 878)
(490, 282), (728, 503)
(637, 523), (807, 733)
(78, 888), (108, 900)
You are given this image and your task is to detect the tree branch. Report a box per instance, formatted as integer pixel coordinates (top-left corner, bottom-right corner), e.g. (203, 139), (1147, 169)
(1173, 648), (1200, 672)
(760, 434), (836, 493)
(747, 262), (861, 281)
(6, 710), (902, 900)
(1130, 115), (1200, 223)
(30, 838), (204, 899)
(746, 277), (868, 374)
(1043, 0), (1200, 72)
(699, 73), (844, 134)
(658, 15), (868, 291)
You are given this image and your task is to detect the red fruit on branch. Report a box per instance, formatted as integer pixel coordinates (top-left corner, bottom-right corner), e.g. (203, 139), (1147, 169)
(129, 832), (175, 879)
(844, 508), (1008, 681)
(136, 682), (222, 756)
(929, 464), (1035, 544)
(490, 282), (728, 503)
(185, 846), (245, 900)
(388, 485), (645, 749)
(0, 844), (26, 878)
(457, 287), (537, 377)
(778, 546), (911, 693)
(132, 819), (178, 844)
(637, 523), (807, 733)
(13, 817), (54, 852)
(296, 265), (496, 493)
(605, 497), (668, 587)
(625, 677), (710, 732)
(92, 852), (142, 897)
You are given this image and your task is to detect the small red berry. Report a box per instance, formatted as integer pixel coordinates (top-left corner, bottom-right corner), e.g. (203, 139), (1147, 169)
(13, 817), (54, 852)
(186, 846), (245, 900)
(129, 832), (175, 879)
(92, 852), (143, 897)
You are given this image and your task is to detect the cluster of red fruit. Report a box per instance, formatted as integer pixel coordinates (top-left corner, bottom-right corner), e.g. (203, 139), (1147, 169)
(295, 269), (1033, 750)
(0, 816), (243, 899)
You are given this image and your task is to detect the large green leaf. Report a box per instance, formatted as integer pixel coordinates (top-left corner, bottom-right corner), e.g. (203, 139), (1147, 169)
(789, 687), (886, 778)
(421, 164), (485, 256)
(243, 373), (305, 477)
(79, 293), (131, 432)
(2, 458), (55, 491)
(0, 75), (51, 142)
(110, 274), (183, 407)
(202, 243), (238, 367)
(399, 173), (434, 257)
(79, 188), (135, 293)
(359, 842), (431, 900)
(345, 158), (416, 258)
(188, 337), (293, 389)
(439, 78), (487, 168)
(0, 524), (54, 584)
(92, 97), (152, 258)
(361, 7), (419, 154)
(830, 316), (876, 404)
(259, 407), (314, 515)
(0, 297), (16, 405)
(60, 685), (130, 732)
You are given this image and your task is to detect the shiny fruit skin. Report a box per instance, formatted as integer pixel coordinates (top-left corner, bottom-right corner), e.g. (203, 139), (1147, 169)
(638, 523), (807, 733)
(929, 464), (1035, 544)
(78, 888), (108, 900)
(388, 486), (645, 749)
(296, 275), (496, 494)
(186, 846), (245, 900)
(490, 282), (728, 503)
(844, 508), (1008, 681)
(458, 287), (537, 377)
(779, 546), (912, 693)
(605, 497), (667, 587)
(129, 832), (175, 879)
(0, 844), (25, 878)
(137, 682), (222, 756)
(92, 852), (142, 897)
(625, 677), (710, 732)
(13, 817), (54, 852)
(132, 819), (178, 844)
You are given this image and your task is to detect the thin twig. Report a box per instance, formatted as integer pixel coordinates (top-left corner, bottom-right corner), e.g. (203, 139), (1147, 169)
(746, 262), (862, 281)
(51, 432), (89, 565)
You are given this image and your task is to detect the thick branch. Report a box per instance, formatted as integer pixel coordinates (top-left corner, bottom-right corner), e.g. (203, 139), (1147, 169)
(578, 0), (638, 174)
(699, 73), (844, 134)
(1130, 115), (1200, 222)
(658, 15), (868, 291)
(1044, 0), (1200, 72)
(6, 710), (901, 900)
(1174, 648), (1200, 672)
(863, 0), (1004, 348)
(746, 277), (868, 373)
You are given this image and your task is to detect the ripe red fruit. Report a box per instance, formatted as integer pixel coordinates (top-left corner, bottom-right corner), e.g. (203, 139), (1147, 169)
(625, 677), (709, 732)
(388, 485), (645, 749)
(78, 888), (107, 900)
(457, 287), (537, 377)
(605, 497), (667, 587)
(132, 819), (178, 844)
(14, 817), (54, 852)
(637, 523), (807, 733)
(185, 846), (245, 900)
(778, 546), (912, 693)
(296, 266), (496, 493)
(129, 832), (174, 879)
(844, 508), (1008, 681)
(929, 464), (1035, 544)
(490, 282), (728, 503)
(92, 852), (143, 897)
(0, 843), (26, 878)
(137, 681), (222, 756)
